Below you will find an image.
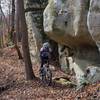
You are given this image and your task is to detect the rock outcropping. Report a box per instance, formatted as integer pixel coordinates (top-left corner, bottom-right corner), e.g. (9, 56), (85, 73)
(43, 0), (100, 85)
(24, 0), (100, 86)
(43, 0), (95, 47)
(87, 0), (100, 50)
(24, 0), (48, 63)
(24, 0), (59, 65)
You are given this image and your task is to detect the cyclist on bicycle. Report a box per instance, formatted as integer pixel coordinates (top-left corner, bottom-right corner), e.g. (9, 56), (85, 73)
(40, 42), (52, 68)
(39, 42), (52, 84)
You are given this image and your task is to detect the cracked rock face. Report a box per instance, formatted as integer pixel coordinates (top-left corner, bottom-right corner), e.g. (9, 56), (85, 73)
(43, 0), (96, 47)
(44, 0), (100, 84)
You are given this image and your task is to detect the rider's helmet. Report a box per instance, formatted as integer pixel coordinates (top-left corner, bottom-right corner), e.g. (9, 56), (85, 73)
(43, 42), (50, 48)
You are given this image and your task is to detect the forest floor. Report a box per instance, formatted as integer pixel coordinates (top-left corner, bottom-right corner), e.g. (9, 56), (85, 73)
(0, 47), (99, 100)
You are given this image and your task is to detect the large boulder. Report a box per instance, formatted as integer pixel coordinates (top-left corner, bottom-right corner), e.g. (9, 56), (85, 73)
(43, 0), (100, 85)
(43, 0), (95, 47)
(24, 0), (48, 63)
(87, 0), (100, 50)
(25, 12), (42, 63)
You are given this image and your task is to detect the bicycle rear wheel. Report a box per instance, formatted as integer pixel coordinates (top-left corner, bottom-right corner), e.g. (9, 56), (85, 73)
(40, 66), (52, 85)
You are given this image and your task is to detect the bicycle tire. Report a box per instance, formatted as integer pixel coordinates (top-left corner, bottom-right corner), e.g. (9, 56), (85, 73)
(40, 66), (52, 85)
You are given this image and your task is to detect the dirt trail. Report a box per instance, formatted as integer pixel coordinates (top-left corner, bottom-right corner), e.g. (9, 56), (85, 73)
(0, 48), (99, 100)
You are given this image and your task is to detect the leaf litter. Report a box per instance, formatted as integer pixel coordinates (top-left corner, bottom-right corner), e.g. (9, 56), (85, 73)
(0, 47), (99, 100)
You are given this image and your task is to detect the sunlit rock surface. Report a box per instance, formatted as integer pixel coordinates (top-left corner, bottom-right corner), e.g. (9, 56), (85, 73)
(87, 0), (100, 50)
(44, 0), (100, 85)
(24, 0), (48, 63)
(43, 0), (95, 47)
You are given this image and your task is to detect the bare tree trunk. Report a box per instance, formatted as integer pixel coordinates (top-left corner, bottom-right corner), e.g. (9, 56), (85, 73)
(10, 0), (15, 41)
(17, 0), (35, 80)
(8, 1), (11, 34)
(11, 0), (23, 59)
(15, 4), (21, 42)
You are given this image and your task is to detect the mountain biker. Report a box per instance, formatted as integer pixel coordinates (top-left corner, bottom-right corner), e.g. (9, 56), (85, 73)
(40, 42), (52, 68)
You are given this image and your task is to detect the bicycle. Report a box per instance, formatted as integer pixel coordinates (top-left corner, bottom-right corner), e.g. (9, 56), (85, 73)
(39, 61), (52, 86)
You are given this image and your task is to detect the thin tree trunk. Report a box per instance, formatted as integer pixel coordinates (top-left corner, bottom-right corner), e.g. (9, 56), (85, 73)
(11, 0), (23, 59)
(17, 0), (35, 80)
(10, 0), (15, 41)
(15, 5), (21, 42)
(8, 5), (10, 32)
(15, 0), (23, 59)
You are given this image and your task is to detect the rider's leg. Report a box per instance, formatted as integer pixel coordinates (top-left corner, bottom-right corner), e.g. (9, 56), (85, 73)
(40, 58), (44, 68)
(40, 57), (44, 79)
(40, 58), (47, 80)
